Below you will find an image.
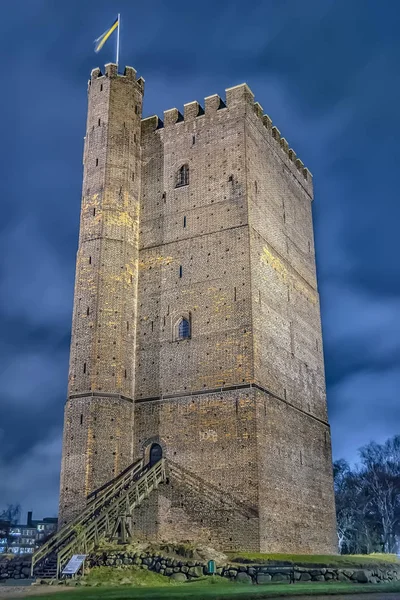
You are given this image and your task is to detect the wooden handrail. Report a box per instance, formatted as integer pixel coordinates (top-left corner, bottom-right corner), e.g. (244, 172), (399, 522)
(31, 457), (144, 576)
(56, 460), (166, 577)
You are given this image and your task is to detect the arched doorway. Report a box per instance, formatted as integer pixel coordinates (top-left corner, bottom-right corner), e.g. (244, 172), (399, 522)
(149, 443), (162, 466)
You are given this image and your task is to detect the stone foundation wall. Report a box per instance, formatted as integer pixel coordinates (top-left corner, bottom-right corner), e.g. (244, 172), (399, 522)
(89, 551), (400, 585)
(0, 555), (32, 580)
(2, 551), (399, 585)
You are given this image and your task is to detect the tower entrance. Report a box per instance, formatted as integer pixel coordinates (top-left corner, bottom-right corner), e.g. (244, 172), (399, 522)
(149, 443), (163, 466)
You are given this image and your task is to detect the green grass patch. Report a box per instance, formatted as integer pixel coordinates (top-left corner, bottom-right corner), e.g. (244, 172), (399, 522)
(21, 581), (400, 600)
(81, 566), (180, 587)
(226, 552), (400, 568)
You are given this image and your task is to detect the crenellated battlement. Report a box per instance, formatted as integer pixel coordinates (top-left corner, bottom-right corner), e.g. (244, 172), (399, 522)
(89, 64), (145, 91)
(142, 83), (311, 183)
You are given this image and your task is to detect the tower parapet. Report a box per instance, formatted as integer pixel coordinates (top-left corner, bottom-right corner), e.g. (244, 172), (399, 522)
(142, 83), (312, 193)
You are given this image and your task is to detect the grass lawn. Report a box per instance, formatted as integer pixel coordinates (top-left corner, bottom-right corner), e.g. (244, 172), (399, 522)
(21, 581), (400, 600)
(226, 553), (400, 568)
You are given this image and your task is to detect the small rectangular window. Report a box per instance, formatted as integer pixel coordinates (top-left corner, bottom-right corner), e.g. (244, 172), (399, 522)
(124, 369), (127, 378)
(95, 158), (98, 166)
(192, 135), (195, 145)
(234, 287), (237, 301)
(83, 362), (86, 374)
(183, 216), (186, 228)
(98, 118), (101, 126)
(93, 208), (96, 216)
(179, 266), (182, 278)
(89, 256), (92, 264)
(134, 134), (137, 142)
(100, 84), (103, 91)
(80, 414), (83, 425)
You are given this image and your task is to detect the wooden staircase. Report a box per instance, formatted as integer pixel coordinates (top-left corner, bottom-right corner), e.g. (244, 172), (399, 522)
(31, 458), (166, 579)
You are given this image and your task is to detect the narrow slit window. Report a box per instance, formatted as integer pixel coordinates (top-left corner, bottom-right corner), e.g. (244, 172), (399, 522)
(86, 307), (90, 316)
(80, 414), (83, 425)
(98, 118), (101, 126)
(89, 256), (92, 264)
(179, 265), (183, 278)
(93, 208), (96, 216)
(234, 287), (237, 301)
(95, 158), (98, 166)
(192, 135), (196, 145)
(83, 362), (86, 374)
(124, 369), (127, 378)
(183, 216), (186, 228)
(100, 84), (103, 91)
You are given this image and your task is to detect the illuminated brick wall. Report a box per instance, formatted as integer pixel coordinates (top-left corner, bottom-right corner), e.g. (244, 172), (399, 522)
(59, 65), (337, 552)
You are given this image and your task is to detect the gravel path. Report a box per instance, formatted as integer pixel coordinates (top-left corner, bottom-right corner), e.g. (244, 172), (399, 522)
(0, 584), (70, 599)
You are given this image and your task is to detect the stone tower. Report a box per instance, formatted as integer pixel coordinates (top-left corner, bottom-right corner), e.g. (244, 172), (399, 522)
(59, 64), (144, 524)
(59, 62), (337, 553)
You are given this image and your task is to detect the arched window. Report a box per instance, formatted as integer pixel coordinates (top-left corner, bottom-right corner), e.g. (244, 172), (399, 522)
(176, 164), (189, 187)
(178, 318), (190, 339)
(149, 443), (162, 466)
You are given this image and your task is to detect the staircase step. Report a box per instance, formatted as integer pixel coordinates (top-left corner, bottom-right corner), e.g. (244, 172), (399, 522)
(32, 459), (166, 580)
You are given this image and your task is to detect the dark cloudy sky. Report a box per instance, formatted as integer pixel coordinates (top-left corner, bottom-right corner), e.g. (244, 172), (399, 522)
(1, 0), (399, 520)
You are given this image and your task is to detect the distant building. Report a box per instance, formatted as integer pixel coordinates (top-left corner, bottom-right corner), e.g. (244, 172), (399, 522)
(1, 512), (57, 555)
(0, 520), (10, 553)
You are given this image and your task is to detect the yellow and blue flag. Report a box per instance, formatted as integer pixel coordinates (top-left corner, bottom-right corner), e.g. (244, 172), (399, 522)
(94, 17), (119, 53)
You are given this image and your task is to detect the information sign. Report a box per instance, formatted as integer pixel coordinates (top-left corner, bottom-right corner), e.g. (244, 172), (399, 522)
(62, 554), (87, 575)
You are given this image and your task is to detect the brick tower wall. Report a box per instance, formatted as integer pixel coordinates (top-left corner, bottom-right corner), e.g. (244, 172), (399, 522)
(132, 84), (337, 552)
(136, 87), (254, 402)
(255, 389), (337, 553)
(58, 65), (143, 525)
(134, 389), (260, 551)
(59, 65), (337, 552)
(132, 86), (259, 549)
(242, 94), (336, 552)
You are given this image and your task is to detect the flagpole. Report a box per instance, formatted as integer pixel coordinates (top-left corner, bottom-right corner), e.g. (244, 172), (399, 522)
(116, 13), (120, 69)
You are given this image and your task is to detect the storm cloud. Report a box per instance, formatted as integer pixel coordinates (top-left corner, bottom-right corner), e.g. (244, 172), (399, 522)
(1, 0), (399, 517)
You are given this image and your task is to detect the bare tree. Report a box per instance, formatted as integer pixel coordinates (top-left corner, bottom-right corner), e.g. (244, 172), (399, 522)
(0, 504), (21, 525)
(334, 435), (400, 555)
